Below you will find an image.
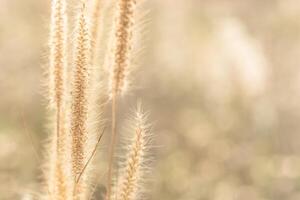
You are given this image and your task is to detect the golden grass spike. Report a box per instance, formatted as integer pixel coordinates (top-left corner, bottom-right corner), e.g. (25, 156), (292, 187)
(116, 105), (151, 200)
(49, 0), (68, 109)
(107, 1), (138, 199)
(109, 0), (137, 96)
(47, 0), (71, 199)
(69, 1), (91, 198)
(49, 0), (68, 152)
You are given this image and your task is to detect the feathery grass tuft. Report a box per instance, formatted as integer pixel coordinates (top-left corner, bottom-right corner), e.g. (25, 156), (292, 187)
(47, 0), (71, 199)
(49, 0), (68, 109)
(115, 105), (152, 200)
(109, 0), (137, 96)
(69, 1), (91, 198)
(41, 0), (153, 199)
(106, 1), (138, 199)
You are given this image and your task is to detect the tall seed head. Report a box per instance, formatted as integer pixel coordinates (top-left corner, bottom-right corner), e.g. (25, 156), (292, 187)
(70, 1), (91, 179)
(109, 0), (137, 96)
(114, 105), (152, 200)
(46, 0), (72, 199)
(49, 0), (68, 109)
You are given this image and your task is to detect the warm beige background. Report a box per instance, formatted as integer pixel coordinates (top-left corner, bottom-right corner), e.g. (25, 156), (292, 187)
(2, 0), (300, 199)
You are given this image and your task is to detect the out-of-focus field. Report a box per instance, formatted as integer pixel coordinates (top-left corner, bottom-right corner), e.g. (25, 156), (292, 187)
(2, 0), (300, 199)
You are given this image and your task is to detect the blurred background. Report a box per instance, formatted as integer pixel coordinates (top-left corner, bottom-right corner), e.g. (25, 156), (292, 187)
(2, 0), (300, 199)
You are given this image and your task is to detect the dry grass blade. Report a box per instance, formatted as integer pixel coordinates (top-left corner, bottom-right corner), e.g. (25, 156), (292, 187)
(75, 128), (106, 187)
(20, 110), (39, 161)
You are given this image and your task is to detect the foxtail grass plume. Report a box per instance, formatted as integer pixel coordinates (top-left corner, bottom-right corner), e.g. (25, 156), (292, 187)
(115, 105), (152, 200)
(48, 0), (68, 109)
(69, 1), (91, 198)
(109, 0), (137, 96)
(41, 0), (154, 199)
(106, 0), (139, 199)
(46, 0), (71, 199)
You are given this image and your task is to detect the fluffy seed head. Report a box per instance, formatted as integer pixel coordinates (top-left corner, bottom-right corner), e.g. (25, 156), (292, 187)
(109, 0), (137, 96)
(46, 0), (72, 199)
(49, 0), (68, 109)
(70, 2), (91, 178)
(115, 105), (152, 200)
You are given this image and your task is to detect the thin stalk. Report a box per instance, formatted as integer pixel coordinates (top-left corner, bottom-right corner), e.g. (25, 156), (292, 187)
(106, 92), (117, 200)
